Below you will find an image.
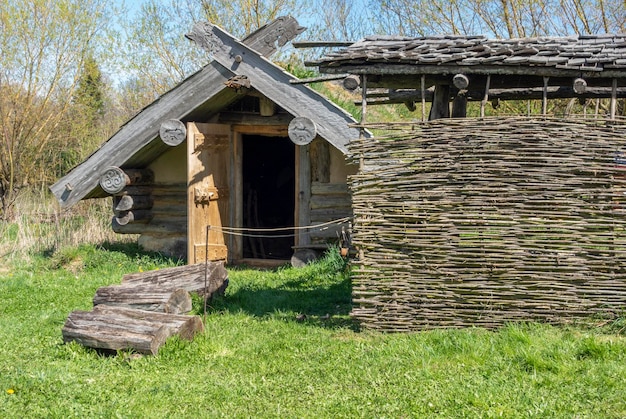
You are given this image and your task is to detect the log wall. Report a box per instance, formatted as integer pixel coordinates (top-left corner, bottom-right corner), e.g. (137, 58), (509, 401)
(349, 117), (626, 331)
(306, 139), (356, 245)
(114, 183), (187, 259)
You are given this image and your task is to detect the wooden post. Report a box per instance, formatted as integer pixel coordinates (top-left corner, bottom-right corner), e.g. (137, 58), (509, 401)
(429, 84), (450, 120)
(481, 75), (491, 118)
(421, 75), (426, 122)
(543, 77), (549, 115)
(360, 74), (367, 127)
(611, 79), (617, 120)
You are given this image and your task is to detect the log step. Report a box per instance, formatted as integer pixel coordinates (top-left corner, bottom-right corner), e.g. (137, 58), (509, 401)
(121, 261), (229, 298)
(93, 287), (192, 314)
(62, 305), (204, 355)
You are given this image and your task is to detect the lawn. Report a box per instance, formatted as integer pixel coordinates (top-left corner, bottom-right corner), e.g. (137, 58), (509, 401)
(1, 242), (625, 418)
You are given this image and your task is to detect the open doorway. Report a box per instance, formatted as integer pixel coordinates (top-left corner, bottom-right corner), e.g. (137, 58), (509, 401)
(242, 135), (295, 259)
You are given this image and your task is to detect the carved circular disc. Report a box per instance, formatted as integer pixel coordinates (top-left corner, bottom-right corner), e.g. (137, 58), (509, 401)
(159, 119), (186, 146)
(100, 166), (128, 194)
(288, 117), (317, 145)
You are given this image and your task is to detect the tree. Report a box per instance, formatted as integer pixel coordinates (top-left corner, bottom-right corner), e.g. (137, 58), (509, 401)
(116, 0), (306, 100)
(74, 54), (106, 124)
(0, 0), (111, 219)
(369, 0), (625, 37)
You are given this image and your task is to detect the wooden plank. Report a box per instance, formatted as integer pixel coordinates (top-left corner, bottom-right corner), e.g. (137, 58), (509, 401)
(296, 144), (311, 246)
(311, 182), (349, 195)
(310, 194), (351, 210)
(187, 123), (231, 263)
(310, 138), (330, 183)
(312, 62), (626, 80)
(186, 22), (362, 154)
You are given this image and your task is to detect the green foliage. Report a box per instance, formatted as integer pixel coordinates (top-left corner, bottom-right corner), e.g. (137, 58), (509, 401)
(1, 244), (626, 418)
(0, 0), (111, 220)
(73, 54), (105, 122)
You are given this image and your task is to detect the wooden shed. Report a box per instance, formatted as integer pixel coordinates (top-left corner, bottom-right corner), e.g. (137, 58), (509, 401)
(305, 34), (626, 330)
(50, 18), (361, 265)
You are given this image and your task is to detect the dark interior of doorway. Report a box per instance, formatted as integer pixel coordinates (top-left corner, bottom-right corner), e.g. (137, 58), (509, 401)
(242, 135), (295, 259)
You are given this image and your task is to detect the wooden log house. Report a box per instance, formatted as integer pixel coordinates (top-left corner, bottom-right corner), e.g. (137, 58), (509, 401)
(51, 17), (363, 265)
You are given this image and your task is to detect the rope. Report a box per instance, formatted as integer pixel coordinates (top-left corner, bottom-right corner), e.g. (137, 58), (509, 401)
(208, 217), (351, 239)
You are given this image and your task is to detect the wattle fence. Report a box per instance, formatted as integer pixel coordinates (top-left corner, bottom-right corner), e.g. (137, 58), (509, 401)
(349, 117), (626, 331)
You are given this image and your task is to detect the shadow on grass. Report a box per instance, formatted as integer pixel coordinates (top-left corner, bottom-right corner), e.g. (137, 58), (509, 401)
(97, 241), (184, 265)
(206, 264), (358, 331)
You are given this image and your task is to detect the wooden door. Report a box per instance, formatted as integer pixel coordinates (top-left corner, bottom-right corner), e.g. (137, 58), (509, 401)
(187, 122), (231, 263)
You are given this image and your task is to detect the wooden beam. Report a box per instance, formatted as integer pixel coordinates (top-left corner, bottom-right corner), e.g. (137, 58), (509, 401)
(313, 62), (626, 80)
(186, 22), (362, 154)
(62, 305), (204, 355)
(93, 287), (192, 315)
(292, 41), (354, 48)
(241, 16), (306, 57)
(359, 85), (626, 105)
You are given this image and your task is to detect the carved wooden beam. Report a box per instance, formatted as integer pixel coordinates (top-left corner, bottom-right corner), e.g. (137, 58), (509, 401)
(240, 16), (306, 57)
(185, 21), (362, 153)
(159, 119), (186, 146)
(99, 167), (154, 195)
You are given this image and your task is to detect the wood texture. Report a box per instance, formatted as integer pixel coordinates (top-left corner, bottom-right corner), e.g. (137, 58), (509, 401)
(310, 34), (626, 80)
(50, 61), (235, 208)
(241, 16), (306, 57)
(349, 117), (626, 331)
(186, 21), (363, 154)
(62, 305), (204, 355)
(93, 287), (192, 314)
(187, 123), (231, 263)
(122, 261), (229, 298)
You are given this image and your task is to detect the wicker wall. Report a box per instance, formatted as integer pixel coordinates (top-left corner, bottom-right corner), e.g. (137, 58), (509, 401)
(349, 117), (626, 331)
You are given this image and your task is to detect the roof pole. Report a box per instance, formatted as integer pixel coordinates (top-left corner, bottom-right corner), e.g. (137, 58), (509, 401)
(360, 74), (368, 129)
(480, 75), (491, 118)
(611, 79), (617, 120)
(543, 77), (549, 115)
(421, 75), (426, 122)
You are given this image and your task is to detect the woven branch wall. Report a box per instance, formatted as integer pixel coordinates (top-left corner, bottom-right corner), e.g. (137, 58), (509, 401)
(349, 117), (626, 331)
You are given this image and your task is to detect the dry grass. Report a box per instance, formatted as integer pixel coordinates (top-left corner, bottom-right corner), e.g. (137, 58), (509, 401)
(0, 189), (137, 260)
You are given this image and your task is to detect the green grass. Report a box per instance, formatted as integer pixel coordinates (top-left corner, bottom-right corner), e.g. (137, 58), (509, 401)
(1, 243), (625, 418)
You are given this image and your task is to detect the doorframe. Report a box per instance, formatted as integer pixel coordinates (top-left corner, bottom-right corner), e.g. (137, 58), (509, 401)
(229, 124), (310, 262)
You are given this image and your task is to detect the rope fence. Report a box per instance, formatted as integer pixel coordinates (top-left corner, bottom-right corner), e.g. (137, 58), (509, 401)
(207, 217), (351, 239)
